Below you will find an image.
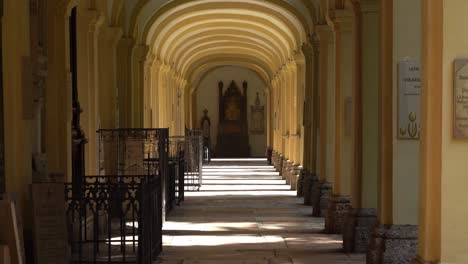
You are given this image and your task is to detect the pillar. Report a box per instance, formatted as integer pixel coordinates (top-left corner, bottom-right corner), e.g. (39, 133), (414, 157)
(149, 60), (161, 128)
(411, 0), (442, 263)
(76, 7), (103, 175)
(343, 0), (379, 253)
(46, 0), (73, 181)
(131, 44), (149, 127)
(325, 9), (354, 235)
(97, 26), (122, 129)
(313, 24), (333, 217)
(301, 40), (320, 204)
(143, 52), (155, 128)
(367, 0), (419, 262)
(116, 37), (134, 128)
(3, 0), (33, 224)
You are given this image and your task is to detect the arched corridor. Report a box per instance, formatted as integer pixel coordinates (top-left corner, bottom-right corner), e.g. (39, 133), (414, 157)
(1, 0), (467, 263)
(160, 158), (363, 264)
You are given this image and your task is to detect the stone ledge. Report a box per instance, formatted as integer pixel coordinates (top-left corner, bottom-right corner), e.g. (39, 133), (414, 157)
(325, 194), (351, 234)
(367, 224), (418, 264)
(343, 208), (377, 253)
(297, 169), (307, 197)
(303, 173), (318, 206)
(316, 182), (332, 217)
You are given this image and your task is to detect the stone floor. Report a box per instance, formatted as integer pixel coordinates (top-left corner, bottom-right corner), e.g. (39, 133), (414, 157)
(157, 158), (365, 264)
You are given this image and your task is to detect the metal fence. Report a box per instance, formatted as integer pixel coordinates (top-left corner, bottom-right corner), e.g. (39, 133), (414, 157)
(184, 129), (203, 191)
(168, 136), (185, 208)
(66, 175), (162, 264)
(65, 128), (169, 264)
(97, 129), (170, 216)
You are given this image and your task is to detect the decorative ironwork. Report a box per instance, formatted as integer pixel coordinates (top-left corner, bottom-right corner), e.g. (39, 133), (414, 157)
(65, 175), (162, 264)
(97, 128), (169, 216)
(98, 129), (168, 177)
(168, 136), (185, 206)
(185, 129), (203, 190)
(64, 129), (169, 263)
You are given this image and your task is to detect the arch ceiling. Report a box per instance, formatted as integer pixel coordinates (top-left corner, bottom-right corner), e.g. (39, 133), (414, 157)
(121, 0), (315, 86)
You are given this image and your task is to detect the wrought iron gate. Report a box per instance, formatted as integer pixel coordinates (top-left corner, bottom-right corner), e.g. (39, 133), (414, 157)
(66, 129), (169, 263)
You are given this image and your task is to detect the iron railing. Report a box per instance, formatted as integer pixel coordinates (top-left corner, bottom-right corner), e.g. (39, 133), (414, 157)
(168, 136), (185, 207)
(97, 129), (170, 216)
(184, 129), (203, 191)
(65, 129), (169, 264)
(65, 175), (162, 264)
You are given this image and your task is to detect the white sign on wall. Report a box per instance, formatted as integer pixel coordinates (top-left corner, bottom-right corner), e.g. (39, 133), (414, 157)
(453, 59), (468, 139)
(398, 61), (421, 140)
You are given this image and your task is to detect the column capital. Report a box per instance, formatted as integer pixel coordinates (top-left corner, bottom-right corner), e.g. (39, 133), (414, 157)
(144, 52), (155, 67)
(360, 0), (379, 14)
(133, 44), (149, 62)
(302, 41), (316, 59)
(328, 9), (354, 33)
(152, 59), (162, 69)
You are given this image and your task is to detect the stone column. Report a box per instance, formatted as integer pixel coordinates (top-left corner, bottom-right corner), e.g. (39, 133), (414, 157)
(313, 24), (332, 217)
(367, 0), (418, 262)
(367, 0), (394, 261)
(143, 52), (155, 128)
(343, 0), (379, 253)
(149, 60), (161, 128)
(131, 44), (149, 128)
(116, 37), (134, 128)
(77, 8), (104, 176)
(97, 26), (123, 129)
(411, 0), (442, 263)
(325, 9), (354, 234)
(46, 0), (73, 181)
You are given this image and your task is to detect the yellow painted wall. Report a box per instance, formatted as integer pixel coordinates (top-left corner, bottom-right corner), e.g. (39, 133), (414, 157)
(441, 1), (468, 262)
(196, 66), (267, 157)
(2, 0), (33, 224)
(391, 0), (420, 225)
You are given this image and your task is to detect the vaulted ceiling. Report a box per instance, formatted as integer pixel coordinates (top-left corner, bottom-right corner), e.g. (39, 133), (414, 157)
(106, 0), (325, 85)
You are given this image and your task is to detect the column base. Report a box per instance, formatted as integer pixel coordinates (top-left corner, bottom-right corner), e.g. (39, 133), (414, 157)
(309, 173), (321, 209)
(284, 160), (293, 184)
(297, 169), (307, 197)
(276, 154), (284, 174)
(367, 224), (418, 264)
(272, 151), (278, 168)
(289, 164), (300, 191)
(315, 182), (332, 217)
(281, 159), (289, 179)
(325, 194), (351, 234)
(343, 208), (377, 253)
(303, 173), (318, 206)
(310, 177), (322, 216)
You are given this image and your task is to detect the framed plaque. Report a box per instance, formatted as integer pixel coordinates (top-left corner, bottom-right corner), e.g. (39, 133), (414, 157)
(453, 59), (468, 139)
(398, 61), (421, 140)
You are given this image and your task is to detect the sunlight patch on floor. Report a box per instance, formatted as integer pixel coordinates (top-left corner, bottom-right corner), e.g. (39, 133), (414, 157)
(164, 234), (284, 247)
(163, 221), (258, 232)
(210, 158), (268, 162)
(185, 190), (297, 197)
